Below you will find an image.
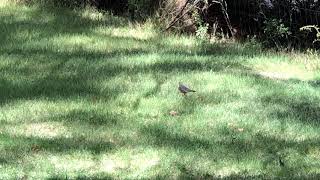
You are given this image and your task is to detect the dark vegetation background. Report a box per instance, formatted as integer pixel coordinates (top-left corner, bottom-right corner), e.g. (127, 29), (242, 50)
(15, 0), (320, 49)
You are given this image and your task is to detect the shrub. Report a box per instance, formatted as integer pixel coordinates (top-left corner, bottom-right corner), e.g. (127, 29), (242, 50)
(128, 0), (160, 19)
(300, 25), (320, 44)
(261, 19), (291, 49)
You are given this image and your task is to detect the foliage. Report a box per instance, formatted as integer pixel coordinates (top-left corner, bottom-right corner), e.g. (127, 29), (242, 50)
(195, 23), (209, 40)
(192, 10), (209, 40)
(128, 0), (159, 19)
(261, 19), (291, 49)
(224, 0), (320, 49)
(300, 25), (320, 44)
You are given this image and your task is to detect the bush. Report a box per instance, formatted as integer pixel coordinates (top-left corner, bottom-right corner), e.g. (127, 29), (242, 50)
(128, 0), (160, 19)
(261, 19), (291, 49)
(300, 25), (320, 44)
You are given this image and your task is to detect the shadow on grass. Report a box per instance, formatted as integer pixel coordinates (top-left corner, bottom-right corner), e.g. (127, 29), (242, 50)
(0, 4), (253, 105)
(0, 55), (248, 105)
(0, 134), (114, 167)
(140, 124), (212, 150)
(1, 133), (114, 155)
(0, 157), (8, 165)
(308, 79), (320, 88)
(49, 109), (122, 125)
(260, 84), (320, 125)
(0, 75), (100, 105)
(174, 170), (320, 179)
(140, 122), (320, 178)
(0, 45), (250, 106)
(0, 5), (126, 47)
(224, 70), (320, 125)
(0, 48), (145, 104)
(0, 4), (259, 107)
(47, 174), (113, 180)
(1, 46), (147, 60)
(140, 123), (252, 154)
(160, 41), (262, 57)
(0, 107), (125, 165)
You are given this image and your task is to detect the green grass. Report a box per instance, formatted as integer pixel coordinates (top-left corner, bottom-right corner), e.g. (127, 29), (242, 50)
(1, 2), (320, 179)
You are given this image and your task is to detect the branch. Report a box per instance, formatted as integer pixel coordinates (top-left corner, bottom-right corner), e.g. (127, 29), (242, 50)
(165, 0), (201, 31)
(210, 0), (234, 37)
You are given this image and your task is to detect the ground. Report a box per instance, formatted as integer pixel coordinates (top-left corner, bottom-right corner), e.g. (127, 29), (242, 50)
(0, 2), (320, 179)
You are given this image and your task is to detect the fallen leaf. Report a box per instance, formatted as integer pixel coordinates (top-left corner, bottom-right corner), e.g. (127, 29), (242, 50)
(31, 144), (41, 152)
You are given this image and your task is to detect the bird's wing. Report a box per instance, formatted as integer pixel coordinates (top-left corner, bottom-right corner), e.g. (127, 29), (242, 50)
(179, 84), (189, 91)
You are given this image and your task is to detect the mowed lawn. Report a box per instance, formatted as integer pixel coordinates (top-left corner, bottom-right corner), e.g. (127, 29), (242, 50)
(1, 2), (320, 179)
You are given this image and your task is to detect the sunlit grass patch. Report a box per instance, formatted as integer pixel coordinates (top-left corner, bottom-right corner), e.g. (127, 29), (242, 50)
(49, 153), (96, 174)
(100, 148), (161, 178)
(109, 23), (156, 40)
(5, 122), (69, 139)
(161, 35), (199, 49)
(254, 61), (315, 80)
(93, 20), (157, 40)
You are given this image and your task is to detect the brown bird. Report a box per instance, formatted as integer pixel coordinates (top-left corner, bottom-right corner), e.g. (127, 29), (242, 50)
(178, 82), (196, 95)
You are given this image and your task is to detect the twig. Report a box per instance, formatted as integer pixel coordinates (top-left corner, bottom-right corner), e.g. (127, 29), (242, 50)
(165, 0), (201, 31)
(165, 0), (190, 31)
(210, 0), (234, 37)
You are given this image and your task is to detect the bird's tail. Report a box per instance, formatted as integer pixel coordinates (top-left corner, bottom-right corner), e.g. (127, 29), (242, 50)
(190, 90), (196, 92)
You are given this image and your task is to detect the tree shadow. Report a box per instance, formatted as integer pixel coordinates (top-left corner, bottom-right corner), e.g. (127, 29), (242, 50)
(0, 44), (151, 105)
(0, 157), (8, 165)
(0, 75), (101, 105)
(140, 124), (212, 151)
(0, 133), (114, 167)
(1, 133), (115, 155)
(218, 70), (320, 126)
(48, 109), (122, 126)
(0, 106), (128, 167)
(47, 174), (113, 180)
(0, 4), (253, 106)
(0, 5), (126, 45)
(0, 41), (251, 106)
(259, 80), (320, 125)
(175, 169), (320, 179)
(308, 79), (320, 88)
(140, 122), (320, 178)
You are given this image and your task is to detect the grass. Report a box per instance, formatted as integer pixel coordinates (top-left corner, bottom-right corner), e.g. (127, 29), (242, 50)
(1, 2), (320, 179)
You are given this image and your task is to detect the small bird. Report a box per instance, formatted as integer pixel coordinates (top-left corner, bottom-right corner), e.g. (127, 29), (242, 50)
(178, 82), (196, 95)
